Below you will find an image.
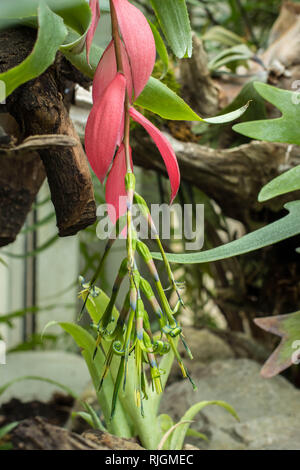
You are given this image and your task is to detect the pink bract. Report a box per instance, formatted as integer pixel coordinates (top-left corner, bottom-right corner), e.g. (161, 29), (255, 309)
(105, 143), (133, 224)
(129, 107), (180, 203)
(85, 73), (126, 183)
(92, 40), (133, 104)
(112, 0), (156, 99)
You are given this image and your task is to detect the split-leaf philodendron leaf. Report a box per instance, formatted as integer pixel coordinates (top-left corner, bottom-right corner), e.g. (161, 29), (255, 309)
(254, 312), (300, 378)
(233, 82), (300, 145)
(152, 201), (300, 264)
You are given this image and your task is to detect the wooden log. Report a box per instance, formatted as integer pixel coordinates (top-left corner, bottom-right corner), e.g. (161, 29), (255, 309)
(0, 27), (96, 242)
(132, 130), (300, 224)
(0, 113), (45, 246)
(10, 417), (144, 451)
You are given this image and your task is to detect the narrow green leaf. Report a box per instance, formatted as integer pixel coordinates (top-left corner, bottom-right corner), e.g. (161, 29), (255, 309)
(82, 401), (107, 431)
(136, 77), (250, 122)
(2, 235), (58, 258)
(0, 422), (18, 439)
(149, 20), (169, 78)
(258, 165), (300, 202)
(203, 26), (246, 47)
(152, 201), (300, 264)
(0, 257), (7, 267)
(208, 44), (253, 71)
(21, 212), (55, 235)
(135, 77), (201, 120)
(84, 286), (119, 325)
(150, 0), (192, 58)
(234, 82), (300, 145)
(0, 2), (67, 98)
(186, 428), (208, 440)
(204, 101), (251, 124)
(0, 303), (73, 325)
(72, 411), (95, 428)
(0, 375), (78, 399)
(171, 400), (239, 450)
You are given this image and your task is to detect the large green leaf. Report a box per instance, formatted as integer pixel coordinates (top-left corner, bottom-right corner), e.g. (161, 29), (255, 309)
(233, 82), (300, 145)
(0, 2), (67, 98)
(255, 312), (300, 378)
(152, 201), (300, 264)
(136, 77), (250, 122)
(84, 286), (119, 325)
(150, 0), (192, 58)
(0, 0), (92, 54)
(258, 165), (300, 202)
(46, 321), (133, 438)
(62, 40), (103, 79)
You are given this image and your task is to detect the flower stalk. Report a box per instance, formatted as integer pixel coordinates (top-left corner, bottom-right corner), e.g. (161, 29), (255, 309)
(82, 0), (196, 421)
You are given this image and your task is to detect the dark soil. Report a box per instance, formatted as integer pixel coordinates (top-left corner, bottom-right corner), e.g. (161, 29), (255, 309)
(0, 394), (74, 428)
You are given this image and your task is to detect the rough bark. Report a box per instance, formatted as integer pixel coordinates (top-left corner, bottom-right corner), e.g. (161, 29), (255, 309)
(0, 27), (96, 243)
(10, 417), (144, 451)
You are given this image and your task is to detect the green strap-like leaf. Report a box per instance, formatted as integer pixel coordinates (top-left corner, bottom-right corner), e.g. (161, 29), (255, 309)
(152, 201), (300, 264)
(258, 165), (300, 202)
(0, 375), (78, 399)
(170, 400), (239, 450)
(136, 77), (250, 122)
(150, 0), (192, 58)
(0, 2), (67, 98)
(233, 82), (300, 145)
(148, 20), (169, 78)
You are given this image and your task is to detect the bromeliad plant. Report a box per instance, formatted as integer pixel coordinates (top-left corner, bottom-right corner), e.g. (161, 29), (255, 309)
(77, 0), (246, 437)
(81, 0), (193, 413)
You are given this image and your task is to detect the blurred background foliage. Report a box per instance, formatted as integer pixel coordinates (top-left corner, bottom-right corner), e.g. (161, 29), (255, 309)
(2, 0), (300, 367)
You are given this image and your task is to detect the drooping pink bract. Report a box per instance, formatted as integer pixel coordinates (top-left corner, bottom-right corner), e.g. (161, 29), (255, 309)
(129, 107), (180, 203)
(105, 143), (133, 224)
(85, 73), (126, 183)
(112, 0), (156, 99)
